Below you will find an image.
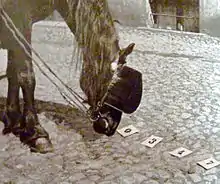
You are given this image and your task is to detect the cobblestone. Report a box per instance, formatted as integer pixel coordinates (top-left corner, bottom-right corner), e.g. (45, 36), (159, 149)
(189, 173), (202, 183)
(0, 21), (220, 183)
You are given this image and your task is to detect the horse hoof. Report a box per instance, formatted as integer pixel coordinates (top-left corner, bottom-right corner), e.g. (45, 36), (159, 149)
(30, 138), (54, 154)
(2, 127), (22, 137)
(2, 127), (11, 135)
(2, 113), (22, 136)
(93, 118), (109, 134)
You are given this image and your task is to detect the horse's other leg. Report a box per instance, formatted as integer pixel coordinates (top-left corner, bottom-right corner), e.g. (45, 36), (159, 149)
(2, 50), (22, 135)
(19, 54), (53, 153)
(12, 30), (53, 153)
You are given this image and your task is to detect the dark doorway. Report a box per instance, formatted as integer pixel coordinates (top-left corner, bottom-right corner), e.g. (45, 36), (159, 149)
(149, 0), (199, 33)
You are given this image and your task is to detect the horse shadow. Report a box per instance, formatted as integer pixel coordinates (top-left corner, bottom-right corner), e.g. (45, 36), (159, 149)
(0, 97), (102, 142)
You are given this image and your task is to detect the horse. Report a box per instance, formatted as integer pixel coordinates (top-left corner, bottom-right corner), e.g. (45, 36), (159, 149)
(0, 0), (142, 154)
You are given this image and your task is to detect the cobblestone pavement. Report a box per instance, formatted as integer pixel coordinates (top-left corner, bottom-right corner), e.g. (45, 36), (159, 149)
(1, 22), (220, 183)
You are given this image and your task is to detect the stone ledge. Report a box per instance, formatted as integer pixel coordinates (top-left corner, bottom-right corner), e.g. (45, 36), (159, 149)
(31, 20), (220, 63)
(137, 27), (207, 37)
(32, 20), (210, 46)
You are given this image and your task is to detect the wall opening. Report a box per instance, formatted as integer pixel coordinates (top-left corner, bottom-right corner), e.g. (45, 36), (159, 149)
(149, 0), (199, 32)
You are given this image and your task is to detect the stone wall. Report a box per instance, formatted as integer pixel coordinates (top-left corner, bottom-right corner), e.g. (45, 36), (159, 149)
(46, 0), (220, 37)
(156, 4), (176, 30)
(200, 0), (220, 37)
(47, 0), (153, 27)
(184, 5), (199, 32)
(107, 0), (152, 27)
(149, 0), (199, 32)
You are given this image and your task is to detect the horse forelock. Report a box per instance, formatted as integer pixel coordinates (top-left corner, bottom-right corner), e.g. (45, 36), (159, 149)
(71, 0), (120, 107)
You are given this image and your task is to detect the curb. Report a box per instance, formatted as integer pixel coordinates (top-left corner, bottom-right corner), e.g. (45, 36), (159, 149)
(33, 20), (210, 39)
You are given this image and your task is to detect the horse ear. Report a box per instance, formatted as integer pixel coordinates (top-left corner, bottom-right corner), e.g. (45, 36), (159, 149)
(113, 19), (122, 25)
(123, 43), (135, 56)
(118, 43), (135, 64)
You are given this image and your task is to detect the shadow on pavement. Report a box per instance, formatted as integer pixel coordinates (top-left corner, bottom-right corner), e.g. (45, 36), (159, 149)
(0, 97), (102, 142)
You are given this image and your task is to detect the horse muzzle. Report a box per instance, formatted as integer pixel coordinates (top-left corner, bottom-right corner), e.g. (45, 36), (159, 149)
(90, 105), (122, 136)
(90, 65), (143, 136)
(92, 116), (116, 136)
(93, 117), (114, 136)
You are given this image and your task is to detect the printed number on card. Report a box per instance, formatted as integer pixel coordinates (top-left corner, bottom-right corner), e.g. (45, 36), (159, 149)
(117, 125), (139, 137)
(141, 135), (163, 148)
(197, 158), (220, 170)
(169, 147), (192, 158)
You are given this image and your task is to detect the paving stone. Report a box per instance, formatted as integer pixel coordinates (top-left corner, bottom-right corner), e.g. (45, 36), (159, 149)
(68, 173), (86, 182)
(203, 175), (218, 182)
(60, 182), (71, 184)
(132, 173), (147, 183)
(1, 21), (220, 183)
(89, 175), (101, 181)
(75, 180), (96, 184)
(204, 168), (218, 175)
(99, 181), (117, 184)
(189, 174), (202, 183)
(167, 177), (187, 184)
(157, 169), (171, 181)
(181, 113), (192, 119)
(141, 180), (160, 184)
(212, 128), (220, 134)
(117, 176), (136, 184)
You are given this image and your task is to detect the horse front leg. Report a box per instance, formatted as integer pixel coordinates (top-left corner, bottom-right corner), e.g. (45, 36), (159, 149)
(2, 50), (22, 136)
(6, 30), (53, 153)
(17, 49), (53, 153)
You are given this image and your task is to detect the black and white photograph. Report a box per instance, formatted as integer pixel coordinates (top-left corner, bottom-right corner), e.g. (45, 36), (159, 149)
(0, 0), (220, 183)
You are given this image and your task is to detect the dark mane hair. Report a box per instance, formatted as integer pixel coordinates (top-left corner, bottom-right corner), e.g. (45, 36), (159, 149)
(72, 0), (120, 107)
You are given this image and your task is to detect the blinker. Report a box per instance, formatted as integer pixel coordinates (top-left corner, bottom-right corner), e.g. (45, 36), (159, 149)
(91, 65), (142, 136)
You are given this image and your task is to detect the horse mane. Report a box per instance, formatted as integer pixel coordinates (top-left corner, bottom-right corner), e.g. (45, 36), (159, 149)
(73, 0), (119, 67)
(68, 0), (120, 107)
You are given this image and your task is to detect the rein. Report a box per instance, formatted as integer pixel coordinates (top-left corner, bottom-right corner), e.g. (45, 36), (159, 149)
(0, 7), (123, 122)
(89, 62), (124, 122)
(0, 7), (88, 116)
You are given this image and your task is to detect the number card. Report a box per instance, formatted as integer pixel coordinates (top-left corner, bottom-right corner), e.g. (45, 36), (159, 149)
(169, 147), (193, 158)
(117, 125), (139, 137)
(197, 158), (220, 170)
(0, 49), (7, 73)
(141, 135), (163, 148)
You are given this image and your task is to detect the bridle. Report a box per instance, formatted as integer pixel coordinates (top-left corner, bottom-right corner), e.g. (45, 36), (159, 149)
(0, 7), (127, 135)
(87, 51), (125, 133)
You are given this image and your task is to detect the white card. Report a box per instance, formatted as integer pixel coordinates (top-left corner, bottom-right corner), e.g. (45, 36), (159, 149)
(0, 49), (7, 74)
(169, 147), (193, 158)
(197, 158), (220, 170)
(117, 125), (139, 137)
(141, 135), (163, 148)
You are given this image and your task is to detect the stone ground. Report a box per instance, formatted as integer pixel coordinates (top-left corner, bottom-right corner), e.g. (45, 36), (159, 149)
(1, 21), (220, 183)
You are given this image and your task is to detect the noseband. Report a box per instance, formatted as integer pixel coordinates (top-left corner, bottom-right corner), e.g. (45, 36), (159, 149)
(88, 60), (143, 136)
(88, 58), (123, 136)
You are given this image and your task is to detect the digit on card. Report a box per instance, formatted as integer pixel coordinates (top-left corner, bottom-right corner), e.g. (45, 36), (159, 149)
(141, 135), (163, 148)
(117, 125), (139, 137)
(197, 158), (220, 170)
(169, 147), (192, 158)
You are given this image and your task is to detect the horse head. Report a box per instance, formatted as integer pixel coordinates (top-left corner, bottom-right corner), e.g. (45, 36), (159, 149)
(91, 43), (141, 136)
(72, 0), (142, 136)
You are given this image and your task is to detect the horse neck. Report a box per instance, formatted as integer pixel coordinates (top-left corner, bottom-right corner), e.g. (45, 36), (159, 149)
(55, 0), (78, 34)
(81, 1), (119, 59)
(66, 0), (119, 107)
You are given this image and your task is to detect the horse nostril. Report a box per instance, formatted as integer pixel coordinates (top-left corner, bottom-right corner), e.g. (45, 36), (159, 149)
(93, 117), (109, 134)
(111, 62), (118, 71)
